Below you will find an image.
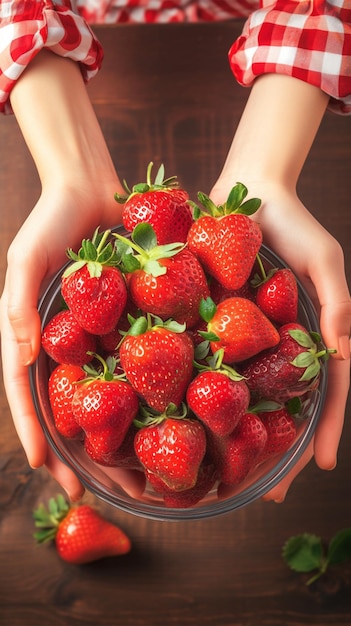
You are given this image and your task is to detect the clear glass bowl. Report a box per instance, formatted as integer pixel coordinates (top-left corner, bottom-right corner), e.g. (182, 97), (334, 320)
(30, 226), (327, 521)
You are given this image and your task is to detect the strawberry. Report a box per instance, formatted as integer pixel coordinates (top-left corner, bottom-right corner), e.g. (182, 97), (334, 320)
(200, 296), (280, 364)
(71, 355), (139, 465)
(41, 309), (97, 366)
(210, 412), (268, 485)
(252, 255), (298, 325)
(186, 349), (250, 436)
(187, 183), (262, 290)
(115, 162), (193, 244)
(239, 322), (334, 403)
(119, 316), (194, 412)
(114, 223), (209, 328)
(256, 406), (297, 464)
(145, 458), (218, 508)
(33, 494), (131, 564)
(61, 228), (127, 335)
(48, 363), (86, 439)
(134, 405), (207, 491)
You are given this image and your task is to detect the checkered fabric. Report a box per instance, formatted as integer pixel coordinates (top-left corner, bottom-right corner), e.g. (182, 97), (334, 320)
(229, 0), (351, 114)
(0, 0), (350, 114)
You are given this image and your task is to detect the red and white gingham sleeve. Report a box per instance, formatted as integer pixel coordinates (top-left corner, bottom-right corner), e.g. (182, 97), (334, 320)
(229, 0), (351, 115)
(0, 0), (103, 114)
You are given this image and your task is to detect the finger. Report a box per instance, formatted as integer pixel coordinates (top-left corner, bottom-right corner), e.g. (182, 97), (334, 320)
(262, 440), (314, 503)
(313, 357), (350, 470)
(44, 447), (85, 502)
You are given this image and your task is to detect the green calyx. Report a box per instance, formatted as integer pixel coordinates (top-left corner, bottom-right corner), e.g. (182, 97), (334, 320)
(194, 348), (244, 382)
(288, 328), (337, 381)
(83, 352), (126, 383)
(63, 227), (120, 279)
(114, 162), (179, 204)
(251, 253), (278, 288)
(123, 313), (186, 338)
(189, 182), (261, 220)
(134, 402), (188, 429)
(33, 494), (70, 543)
(113, 222), (184, 277)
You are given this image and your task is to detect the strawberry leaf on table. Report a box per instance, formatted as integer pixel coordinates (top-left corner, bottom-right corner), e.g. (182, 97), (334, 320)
(282, 529), (351, 585)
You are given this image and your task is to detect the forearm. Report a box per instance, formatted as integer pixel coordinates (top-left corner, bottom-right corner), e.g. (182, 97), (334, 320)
(217, 74), (329, 192)
(9, 50), (118, 191)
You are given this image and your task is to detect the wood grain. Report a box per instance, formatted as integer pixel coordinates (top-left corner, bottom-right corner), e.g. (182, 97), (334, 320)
(1, 21), (351, 626)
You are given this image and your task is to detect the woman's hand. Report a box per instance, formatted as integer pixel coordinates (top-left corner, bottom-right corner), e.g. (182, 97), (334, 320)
(210, 73), (351, 501)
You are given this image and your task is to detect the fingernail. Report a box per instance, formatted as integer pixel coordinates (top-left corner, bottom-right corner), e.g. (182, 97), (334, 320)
(18, 342), (33, 366)
(337, 335), (351, 360)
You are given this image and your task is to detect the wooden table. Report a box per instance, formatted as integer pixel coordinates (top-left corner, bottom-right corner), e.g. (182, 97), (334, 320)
(1, 21), (351, 626)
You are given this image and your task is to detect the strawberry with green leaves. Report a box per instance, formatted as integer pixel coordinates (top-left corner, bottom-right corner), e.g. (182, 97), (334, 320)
(200, 295), (280, 364)
(187, 182), (262, 290)
(61, 228), (127, 335)
(239, 322), (335, 403)
(115, 162), (193, 244)
(114, 223), (209, 328)
(48, 363), (86, 439)
(252, 254), (298, 325)
(119, 315), (194, 412)
(41, 309), (97, 366)
(71, 354), (139, 466)
(33, 494), (131, 564)
(134, 404), (207, 492)
(186, 348), (250, 436)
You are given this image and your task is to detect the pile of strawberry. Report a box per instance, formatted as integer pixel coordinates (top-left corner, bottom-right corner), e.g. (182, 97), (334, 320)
(41, 164), (332, 509)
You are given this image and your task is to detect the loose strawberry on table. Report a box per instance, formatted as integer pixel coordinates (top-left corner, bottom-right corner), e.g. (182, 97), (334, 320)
(33, 494), (131, 564)
(115, 162), (193, 244)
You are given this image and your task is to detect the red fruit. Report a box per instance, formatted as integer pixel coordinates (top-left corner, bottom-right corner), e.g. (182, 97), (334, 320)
(186, 369), (250, 437)
(48, 363), (86, 439)
(209, 276), (254, 304)
(210, 413), (268, 485)
(33, 495), (131, 564)
(257, 407), (297, 464)
(239, 322), (330, 403)
(203, 296), (280, 363)
(61, 229), (127, 335)
(119, 319), (194, 412)
(116, 162), (193, 244)
(255, 267), (298, 325)
(187, 183), (262, 290)
(41, 309), (96, 366)
(134, 416), (207, 491)
(128, 248), (210, 328)
(71, 358), (139, 465)
(146, 459), (218, 508)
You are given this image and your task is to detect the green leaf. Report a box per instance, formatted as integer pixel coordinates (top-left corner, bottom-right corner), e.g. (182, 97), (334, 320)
(126, 316), (148, 336)
(143, 259), (167, 277)
(199, 296), (217, 323)
(291, 351), (315, 368)
(121, 252), (141, 273)
(154, 163), (165, 186)
(132, 222), (157, 251)
(282, 533), (324, 573)
(238, 197), (262, 216)
(87, 261), (103, 279)
(327, 528), (351, 566)
(288, 329), (316, 349)
(226, 182), (248, 213)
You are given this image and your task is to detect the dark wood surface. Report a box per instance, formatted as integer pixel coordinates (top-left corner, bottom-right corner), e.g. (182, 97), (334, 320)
(1, 21), (351, 626)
